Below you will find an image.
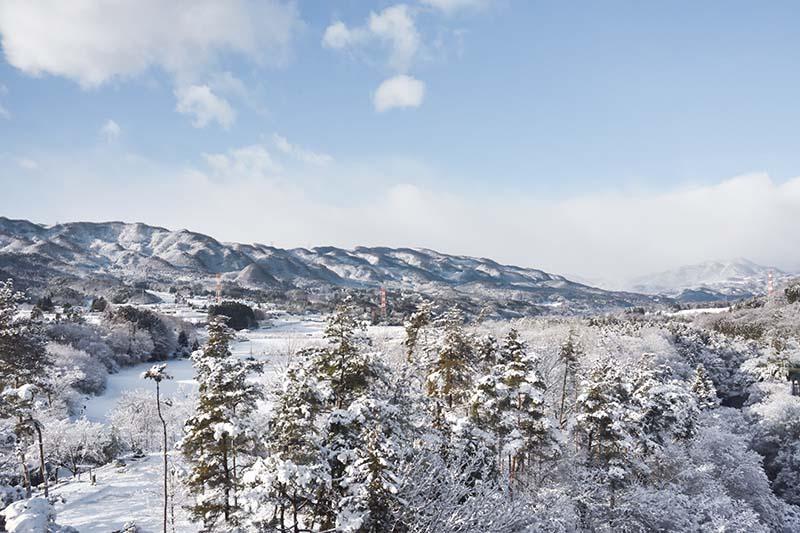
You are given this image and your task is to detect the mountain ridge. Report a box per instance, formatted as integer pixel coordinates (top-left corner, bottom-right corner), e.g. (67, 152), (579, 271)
(0, 216), (660, 313)
(628, 258), (794, 301)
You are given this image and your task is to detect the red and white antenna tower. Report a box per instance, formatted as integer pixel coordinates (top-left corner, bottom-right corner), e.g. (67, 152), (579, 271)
(767, 270), (774, 298)
(380, 286), (387, 318)
(215, 273), (223, 303)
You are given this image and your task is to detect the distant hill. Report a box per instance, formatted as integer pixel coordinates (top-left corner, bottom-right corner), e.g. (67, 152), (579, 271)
(628, 258), (794, 301)
(0, 217), (661, 315)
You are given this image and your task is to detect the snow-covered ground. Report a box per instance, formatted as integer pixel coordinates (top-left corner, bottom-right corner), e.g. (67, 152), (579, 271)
(666, 306), (730, 317)
(51, 453), (194, 533)
(83, 314), (329, 423)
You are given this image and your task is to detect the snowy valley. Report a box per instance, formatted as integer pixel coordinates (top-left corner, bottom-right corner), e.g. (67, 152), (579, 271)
(1, 231), (800, 531)
(6, 2), (800, 530)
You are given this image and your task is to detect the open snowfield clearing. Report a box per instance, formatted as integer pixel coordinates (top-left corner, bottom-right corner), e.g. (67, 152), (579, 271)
(82, 314), (331, 422)
(51, 453), (194, 533)
(666, 306), (731, 317)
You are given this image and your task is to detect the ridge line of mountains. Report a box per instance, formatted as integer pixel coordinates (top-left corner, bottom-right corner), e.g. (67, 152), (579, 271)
(0, 217), (790, 313)
(0, 217), (658, 314)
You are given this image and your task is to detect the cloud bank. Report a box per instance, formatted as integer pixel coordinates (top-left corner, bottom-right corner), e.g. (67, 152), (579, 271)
(0, 0), (299, 86)
(3, 144), (799, 282)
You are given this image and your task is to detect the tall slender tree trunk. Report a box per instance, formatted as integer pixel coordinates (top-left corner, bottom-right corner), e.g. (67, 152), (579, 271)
(18, 449), (31, 498)
(222, 435), (231, 523)
(17, 413), (31, 498)
(559, 365), (569, 428)
(155, 381), (168, 533)
(34, 423), (48, 497)
(231, 405), (238, 510)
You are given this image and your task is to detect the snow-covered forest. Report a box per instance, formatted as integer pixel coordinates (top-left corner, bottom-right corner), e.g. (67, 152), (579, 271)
(1, 277), (800, 532)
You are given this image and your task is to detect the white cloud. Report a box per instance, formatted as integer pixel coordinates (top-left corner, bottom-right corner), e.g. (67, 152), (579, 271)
(0, 0), (299, 126)
(420, 0), (491, 14)
(369, 5), (420, 72)
(202, 144), (281, 180)
(323, 4), (420, 73)
(175, 85), (236, 129)
(100, 119), (121, 142)
(373, 75), (425, 111)
(0, 0), (300, 87)
(322, 21), (368, 50)
(16, 158), (37, 170)
(7, 146), (800, 282)
(272, 134), (333, 166)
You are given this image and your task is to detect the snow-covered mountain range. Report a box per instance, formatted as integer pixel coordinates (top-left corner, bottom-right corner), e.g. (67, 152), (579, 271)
(0, 217), (657, 313)
(628, 258), (794, 301)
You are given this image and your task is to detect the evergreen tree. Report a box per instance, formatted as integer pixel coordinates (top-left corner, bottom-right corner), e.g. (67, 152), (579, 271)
(313, 300), (374, 410)
(176, 330), (190, 356)
(243, 302), (409, 532)
(241, 359), (330, 532)
(180, 316), (263, 530)
(35, 295), (54, 312)
(575, 356), (634, 505)
(426, 307), (473, 421)
(90, 296), (108, 312)
(470, 329), (558, 482)
(0, 280), (52, 498)
(0, 280), (51, 389)
(557, 331), (582, 428)
(691, 363), (719, 410)
(629, 357), (698, 455)
(474, 334), (499, 373)
(337, 419), (406, 533)
(403, 301), (432, 362)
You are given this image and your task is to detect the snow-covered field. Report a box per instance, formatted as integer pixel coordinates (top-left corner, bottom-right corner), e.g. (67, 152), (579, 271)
(82, 314), (328, 423)
(52, 453), (192, 533)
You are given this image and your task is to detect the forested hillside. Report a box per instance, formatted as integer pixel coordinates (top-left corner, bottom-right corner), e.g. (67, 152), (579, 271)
(2, 277), (800, 531)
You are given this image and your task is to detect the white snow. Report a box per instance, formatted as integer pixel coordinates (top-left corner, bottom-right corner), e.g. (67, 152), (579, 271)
(2, 497), (57, 533)
(82, 315), (329, 422)
(51, 453), (193, 533)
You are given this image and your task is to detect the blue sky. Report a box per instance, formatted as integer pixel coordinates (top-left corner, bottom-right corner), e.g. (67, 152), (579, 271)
(2, 1), (800, 281)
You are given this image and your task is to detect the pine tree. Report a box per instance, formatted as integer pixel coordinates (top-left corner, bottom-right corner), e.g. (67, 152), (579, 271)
(0, 280), (52, 498)
(241, 359), (330, 532)
(629, 357), (698, 455)
(575, 356), (633, 504)
(427, 306), (473, 422)
(474, 334), (499, 373)
(241, 301), (406, 532)
(180, 316), (263, 530)
(403, 301), (432, 362)
(310, 299), (375, 410)
(557, 331), (582, 428)
(313, 302), (380, 529)
(0, 280), (51, 389)
(470, 329), (558, 482)
(337, 418), (406, 533)
(691, 363), (719, 410)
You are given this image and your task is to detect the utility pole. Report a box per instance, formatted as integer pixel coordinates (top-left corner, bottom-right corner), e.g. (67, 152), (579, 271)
(215, 273), (222, 303)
